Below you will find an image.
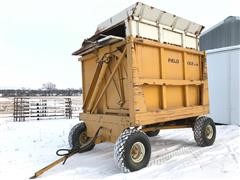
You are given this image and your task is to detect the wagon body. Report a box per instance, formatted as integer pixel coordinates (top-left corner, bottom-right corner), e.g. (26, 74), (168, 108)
(73, 2), (209, 143)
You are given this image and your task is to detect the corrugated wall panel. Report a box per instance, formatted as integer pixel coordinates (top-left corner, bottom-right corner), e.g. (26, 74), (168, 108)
(200, 16), (240, 50)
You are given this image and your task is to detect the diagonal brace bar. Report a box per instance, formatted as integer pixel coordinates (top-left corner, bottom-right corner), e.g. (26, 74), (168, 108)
(91, 47), (126, 113)
(86, 62), (109, 112)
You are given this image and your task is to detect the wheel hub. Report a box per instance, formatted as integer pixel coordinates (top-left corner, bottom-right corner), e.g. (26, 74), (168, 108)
(79, 131), (88, 144)
(130, 142), (145, 163)
(205, 124), (214, 139)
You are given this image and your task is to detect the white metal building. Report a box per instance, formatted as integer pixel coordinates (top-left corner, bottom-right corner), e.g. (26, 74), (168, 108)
(200, 16), (240, 125)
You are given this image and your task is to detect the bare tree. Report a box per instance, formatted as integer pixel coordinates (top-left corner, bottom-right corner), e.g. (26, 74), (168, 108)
(42, 82), (56, 90)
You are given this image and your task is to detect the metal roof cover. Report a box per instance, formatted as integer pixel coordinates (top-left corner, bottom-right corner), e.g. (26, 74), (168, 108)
(96, 2), (204, 36)
(73, 2), (204, 55)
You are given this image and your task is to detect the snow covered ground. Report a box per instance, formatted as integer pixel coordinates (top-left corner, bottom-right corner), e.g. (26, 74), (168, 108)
(0, 118), (239, 180)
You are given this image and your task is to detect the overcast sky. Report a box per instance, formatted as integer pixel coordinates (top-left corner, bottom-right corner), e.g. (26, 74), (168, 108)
(0, 0), (239, 89)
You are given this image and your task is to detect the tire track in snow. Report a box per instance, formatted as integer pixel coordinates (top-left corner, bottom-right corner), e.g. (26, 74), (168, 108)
(149, 143), (201, 167)
(148, 126), (240, 172)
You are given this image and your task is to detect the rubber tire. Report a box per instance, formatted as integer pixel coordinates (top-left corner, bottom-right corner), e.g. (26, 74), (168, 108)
(114, 128), (151, 173)
(193, 116), (216, 147)
(145, 130), (160, 137)
(68, 122), (95, 151)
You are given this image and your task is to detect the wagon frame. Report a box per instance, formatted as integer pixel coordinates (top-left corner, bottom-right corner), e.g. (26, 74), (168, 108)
(79, 36), (209, 144)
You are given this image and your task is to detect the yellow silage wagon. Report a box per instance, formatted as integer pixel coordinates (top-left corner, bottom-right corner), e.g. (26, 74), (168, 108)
(70, 2), (216, 172)
(31, 2), (216, 178)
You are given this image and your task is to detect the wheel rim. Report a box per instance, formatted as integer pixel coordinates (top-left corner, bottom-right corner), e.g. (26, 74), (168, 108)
(130, 142), (145, 163)
(205, 124), (214, 139)
(79, 131), (88, 145)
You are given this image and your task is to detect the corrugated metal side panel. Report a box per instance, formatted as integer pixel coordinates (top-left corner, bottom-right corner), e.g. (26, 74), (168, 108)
(200, 17), (240, 50)
(207, 46), (240, 125)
